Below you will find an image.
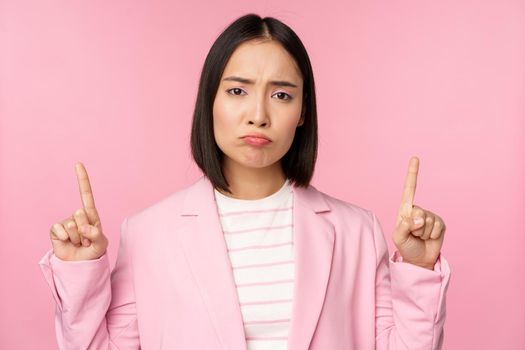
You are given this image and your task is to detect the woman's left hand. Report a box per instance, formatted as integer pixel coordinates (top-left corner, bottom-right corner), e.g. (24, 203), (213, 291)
(392, 157), (446, 270)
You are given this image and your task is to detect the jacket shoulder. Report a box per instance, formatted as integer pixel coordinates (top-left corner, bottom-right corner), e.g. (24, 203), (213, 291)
(314, 186), (376, 226)
(125, 180), (195, 224)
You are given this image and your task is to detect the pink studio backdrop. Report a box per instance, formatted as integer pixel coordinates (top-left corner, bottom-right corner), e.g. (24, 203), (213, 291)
(1, 1), (524, 349)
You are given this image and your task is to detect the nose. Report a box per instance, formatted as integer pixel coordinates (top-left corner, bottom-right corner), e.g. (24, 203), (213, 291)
(247, 96), (270, 127)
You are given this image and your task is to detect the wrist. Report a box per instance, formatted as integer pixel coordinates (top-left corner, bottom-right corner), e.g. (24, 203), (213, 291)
(392, 251), (435, 270)
(406, 261), (434, 270)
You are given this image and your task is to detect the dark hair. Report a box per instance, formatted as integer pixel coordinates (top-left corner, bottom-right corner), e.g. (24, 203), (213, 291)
(190, 13), (318, 194)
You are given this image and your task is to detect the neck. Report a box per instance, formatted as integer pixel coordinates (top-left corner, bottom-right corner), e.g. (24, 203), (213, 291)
(218, 160), (286, 200)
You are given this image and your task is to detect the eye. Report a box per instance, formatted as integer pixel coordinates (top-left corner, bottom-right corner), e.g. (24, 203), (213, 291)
(273, 92), (292, 101)
(226, 88), (292, 101)
(226, 88), (246, 96)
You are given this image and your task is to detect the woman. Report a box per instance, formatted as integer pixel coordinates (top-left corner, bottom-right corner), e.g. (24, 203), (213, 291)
(39, 13), (451, 350)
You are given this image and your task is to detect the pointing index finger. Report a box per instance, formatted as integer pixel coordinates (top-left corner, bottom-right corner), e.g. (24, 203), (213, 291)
(75, 162), (100, 224)
(400, 156), (419, 216)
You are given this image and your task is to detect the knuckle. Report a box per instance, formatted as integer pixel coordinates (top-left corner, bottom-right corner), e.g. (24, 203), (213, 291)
(413, 208), (424, 216)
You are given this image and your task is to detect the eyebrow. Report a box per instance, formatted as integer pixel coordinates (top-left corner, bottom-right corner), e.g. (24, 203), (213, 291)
(222, 76), (299, 88)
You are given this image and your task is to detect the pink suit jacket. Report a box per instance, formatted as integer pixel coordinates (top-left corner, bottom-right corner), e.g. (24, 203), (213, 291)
(39, 175), (451, 349)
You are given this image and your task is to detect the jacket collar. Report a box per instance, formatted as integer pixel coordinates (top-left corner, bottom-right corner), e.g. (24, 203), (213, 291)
(180, 175), (331, 216)
(175, 175), (335, 350)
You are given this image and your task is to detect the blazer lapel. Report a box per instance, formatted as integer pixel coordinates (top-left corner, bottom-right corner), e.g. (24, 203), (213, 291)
(287, 181), (335, 350)
(176, 176), (335, 350)
(177, 176), (248, 350)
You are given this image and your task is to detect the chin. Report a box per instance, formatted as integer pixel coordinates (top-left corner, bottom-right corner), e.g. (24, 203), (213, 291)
(225, 154), (279, 170)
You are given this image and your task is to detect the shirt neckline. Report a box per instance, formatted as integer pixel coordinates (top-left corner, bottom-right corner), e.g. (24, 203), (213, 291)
(213, 179), (291, 205)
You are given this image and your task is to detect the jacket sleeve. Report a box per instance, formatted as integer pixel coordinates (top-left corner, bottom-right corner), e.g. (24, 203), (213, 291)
(38, 217), (140, 349)
(372, 212), (451, 350)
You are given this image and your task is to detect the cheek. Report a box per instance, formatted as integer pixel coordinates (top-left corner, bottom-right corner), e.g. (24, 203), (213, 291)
(213, 95), (238, 126)
(280, 109), (302, 139)
(212, 97), (237, 148)
(284, 123), (300, 146)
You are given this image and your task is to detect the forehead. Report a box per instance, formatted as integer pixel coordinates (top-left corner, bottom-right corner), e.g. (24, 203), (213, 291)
(221, 40), (302, 82)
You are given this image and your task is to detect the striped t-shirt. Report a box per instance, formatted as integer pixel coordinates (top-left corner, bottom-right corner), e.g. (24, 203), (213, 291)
(213, 179), (294, 350)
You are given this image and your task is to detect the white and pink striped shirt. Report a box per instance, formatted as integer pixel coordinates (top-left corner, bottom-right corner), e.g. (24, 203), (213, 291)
(213, 179), (294, 350)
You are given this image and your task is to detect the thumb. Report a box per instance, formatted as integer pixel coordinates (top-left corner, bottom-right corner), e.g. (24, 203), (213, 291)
(79, 224), (102, 242)
(393, 215), (422, 245)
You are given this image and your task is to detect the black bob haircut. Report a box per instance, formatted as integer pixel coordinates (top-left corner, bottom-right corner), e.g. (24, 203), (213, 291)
(190, 13), (318, 194)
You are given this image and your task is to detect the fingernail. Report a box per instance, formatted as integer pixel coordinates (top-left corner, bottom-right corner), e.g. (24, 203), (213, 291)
(414, 217), (424, 225)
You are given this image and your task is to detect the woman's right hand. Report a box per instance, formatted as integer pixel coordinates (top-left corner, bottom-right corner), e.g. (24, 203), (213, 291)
(49, 162), (109, 261)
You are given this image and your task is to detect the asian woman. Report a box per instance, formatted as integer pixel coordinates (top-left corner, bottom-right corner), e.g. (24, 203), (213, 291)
(40, 13), (450, 350)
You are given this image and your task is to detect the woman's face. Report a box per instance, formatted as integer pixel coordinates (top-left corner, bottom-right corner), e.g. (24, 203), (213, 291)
(213, 39), (305, 175)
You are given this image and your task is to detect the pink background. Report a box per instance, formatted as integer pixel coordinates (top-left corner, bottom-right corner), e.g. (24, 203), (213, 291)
(1, 1), (524, 349)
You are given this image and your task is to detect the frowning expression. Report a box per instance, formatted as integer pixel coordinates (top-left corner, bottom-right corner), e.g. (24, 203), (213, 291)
(212, 39), (305, 172)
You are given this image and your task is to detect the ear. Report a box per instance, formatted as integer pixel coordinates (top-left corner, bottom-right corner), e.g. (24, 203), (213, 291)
(297, 112), (305, 127)
(298, 95), (307, 127)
